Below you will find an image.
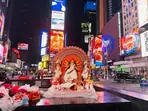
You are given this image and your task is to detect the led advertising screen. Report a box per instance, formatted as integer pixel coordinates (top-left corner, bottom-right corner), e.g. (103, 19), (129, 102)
(0, 44), (3, 64)
(102, 13), (120, 61)
(40, 30), (48, 56)
(40, 31), (48, 48)
(120, 37), (125, 55)
(140, 30), (148, 57)
(81, 22), (91, 33)
(93, 35), (103, 66)
(121, 33), (141, 55)
(137, 0), (148, 27)
(0, 13), (5, 39)
(52, 0), (66, 11)
(84, 1), (96, 12)
(102, 35), (114, 53)
(41, 47), (47, 56)
(50, 30), (64, 52)
(18, 43), (29, 50)
(51, 11), (65, 30)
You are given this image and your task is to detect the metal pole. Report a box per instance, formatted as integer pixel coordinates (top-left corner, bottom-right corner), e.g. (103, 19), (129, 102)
(106, 46), (108, 80)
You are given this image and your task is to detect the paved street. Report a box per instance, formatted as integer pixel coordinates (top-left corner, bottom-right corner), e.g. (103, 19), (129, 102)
(94, 79), (148, 95)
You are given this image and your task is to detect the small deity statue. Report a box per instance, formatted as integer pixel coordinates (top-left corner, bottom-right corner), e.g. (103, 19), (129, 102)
(63, 60), (78, 82)
(81, 61), (89, 80)
(54, 60), (62, 79)
(85, 76), (93, 90)
(51, 77), (60, 90)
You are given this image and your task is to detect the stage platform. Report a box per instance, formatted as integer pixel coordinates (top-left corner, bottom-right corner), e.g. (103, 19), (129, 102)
(94, 84), (148, 111)
(14, 91), (131, 111)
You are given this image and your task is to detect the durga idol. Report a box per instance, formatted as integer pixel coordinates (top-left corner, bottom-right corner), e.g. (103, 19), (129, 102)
(63, 60), (78, 82)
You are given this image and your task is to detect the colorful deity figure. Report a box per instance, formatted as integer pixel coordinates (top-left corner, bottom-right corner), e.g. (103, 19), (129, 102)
(81, 60), (89, 80)
(54, 60), (62, 79)
(63, 59), (78, 83)
(85, 76), (93, 90)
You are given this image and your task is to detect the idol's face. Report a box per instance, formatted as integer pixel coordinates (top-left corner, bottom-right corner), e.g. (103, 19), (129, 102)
(56, 64), (60, 69)
(70, 60), (75, 65)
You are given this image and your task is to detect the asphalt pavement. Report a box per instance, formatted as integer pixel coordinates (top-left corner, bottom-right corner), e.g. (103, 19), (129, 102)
(94, 79), (148, 95)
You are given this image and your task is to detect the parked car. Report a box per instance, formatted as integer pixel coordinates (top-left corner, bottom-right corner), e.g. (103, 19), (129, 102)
(114, 73), (141, 83)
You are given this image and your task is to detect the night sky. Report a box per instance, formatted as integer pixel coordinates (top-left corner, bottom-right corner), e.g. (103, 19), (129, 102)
(9, 0), (87, 64)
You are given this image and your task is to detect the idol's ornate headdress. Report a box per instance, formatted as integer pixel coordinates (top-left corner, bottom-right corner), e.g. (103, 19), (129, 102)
(83, 60), (88, 65)
(55, 60), (61, 65)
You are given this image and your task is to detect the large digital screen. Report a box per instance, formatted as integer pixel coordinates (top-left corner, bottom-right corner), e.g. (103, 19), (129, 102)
(40, 31), (48, 48)
(18, 43), (29, 50)
(137, 0), (148, 27)
(50, 30), (64, 52)
(0, 13), (5, 39)
(121, 33), (140, 55)
(93, 35), (103, 66)
(102, 13), (120, 61)
(140, 30), (148, 57)
(0, 44), (3, 64)
(52, 0), (66, 11)
(81, 22), (91, 33)
(51, 11), (65, 30)
(84, 1), (96, 12)
(41, 47), (47, 56)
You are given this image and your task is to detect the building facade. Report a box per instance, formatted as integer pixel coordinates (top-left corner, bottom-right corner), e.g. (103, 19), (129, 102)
(122, 0), (139, 36)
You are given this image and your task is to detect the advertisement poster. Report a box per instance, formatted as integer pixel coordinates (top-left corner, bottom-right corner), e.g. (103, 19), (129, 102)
(122, 33), (140, 55)
(140, 30), (148, 57)
(18, 43), (29, 50)
(52, 0), (66, 11)
(93, 35), (103, 66)
(0, 13), (5, 39)
(41, 47), (47, 56)
(3, 44), (8, 63)
(40, 30), (48, 55)
(50, 30), (64, 52)
(137, 0), (148, 27)
(41, 31), (48, 48)
(0, 44), (3, 64)
(102, 35), (114, 53)
(51, 11), (65, 30)
(119, 37), (125, 55)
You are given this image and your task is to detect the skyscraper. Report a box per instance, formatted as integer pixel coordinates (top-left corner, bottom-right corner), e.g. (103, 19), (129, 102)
(96, 0), (106, 33)
(122, 0), (139, 36)
(96, 0), (121, 33)
(106, 0), (121, 21)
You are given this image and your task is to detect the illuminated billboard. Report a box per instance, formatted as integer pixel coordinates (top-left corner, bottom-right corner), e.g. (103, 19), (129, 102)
(41, 47), (47, 56)
(102, 13), (120, 61)
(0, 44), (3, 64)
(120, 33), (141, 55)
(40, 30), (48, 56)
(84, 1), (96, 12)
(51, 11), (65, 30)
(93, 35), (103, 66)
(18, 43), (29, 50)
(40, 31), (48, 48)
(137, 0), (148, 27)
(50, 30), (64, 52)
(81, 22), (91, 33)
(0, 13), (5, 39)
(52, 0), (66, 11)
(140, 30), (148, 57)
